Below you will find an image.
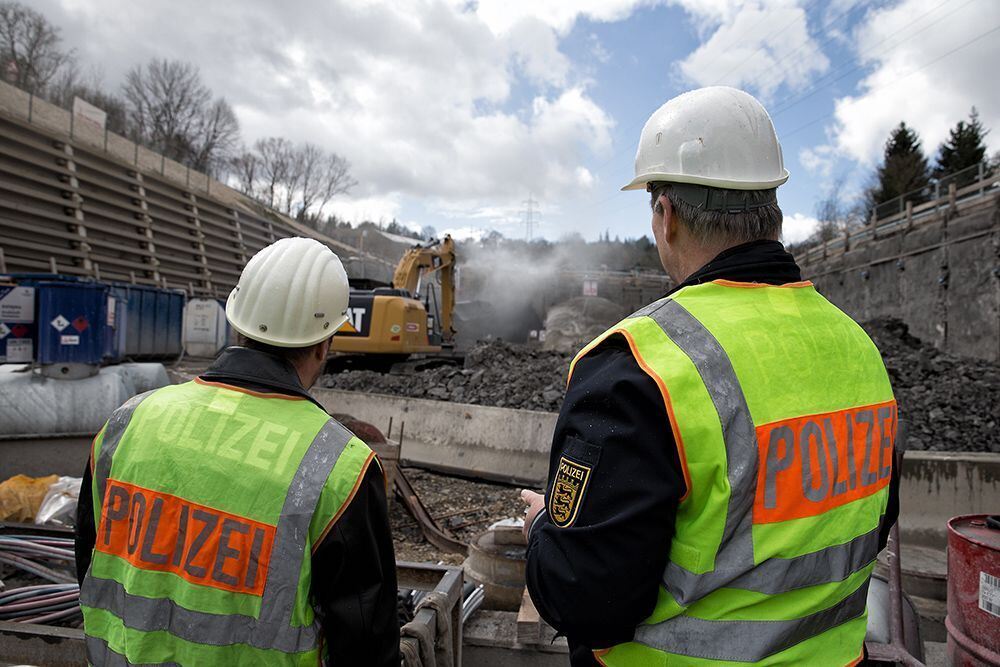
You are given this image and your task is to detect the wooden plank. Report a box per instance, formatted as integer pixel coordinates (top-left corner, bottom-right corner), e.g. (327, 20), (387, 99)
(516, 588), (540, 645)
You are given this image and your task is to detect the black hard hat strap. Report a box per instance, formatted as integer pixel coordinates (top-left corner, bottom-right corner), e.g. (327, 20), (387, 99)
(669, 183), (778, 213)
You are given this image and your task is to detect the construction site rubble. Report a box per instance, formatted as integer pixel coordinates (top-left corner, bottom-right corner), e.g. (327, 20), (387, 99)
(322, 340), (571, 412)
(390, 468), (524, 565)
(863, 318), (1000, 453)
(326, 319), (998, 454)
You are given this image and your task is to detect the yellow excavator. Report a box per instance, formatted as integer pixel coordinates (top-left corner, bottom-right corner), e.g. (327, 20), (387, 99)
(330, 236), (456, 362)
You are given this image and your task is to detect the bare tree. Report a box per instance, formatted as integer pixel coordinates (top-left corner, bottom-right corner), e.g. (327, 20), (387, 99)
(189, 98), (240, 173)
(295, 143), (325, 219)
(813, 174), (866, 243)
(254, 137), (293, 210)
(234, 138), (356, 220)
(0, 1), (74, 94)
(47, 64), (130, 135)
(313, 152), (357, 216)
(229, 150), (260, 198)
(122, 59), (239, 173)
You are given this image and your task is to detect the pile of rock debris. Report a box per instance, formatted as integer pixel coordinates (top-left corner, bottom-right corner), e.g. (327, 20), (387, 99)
(862, 318), (999, 453)
(323, 320), (999, 453)
(322, 340), (571, 412)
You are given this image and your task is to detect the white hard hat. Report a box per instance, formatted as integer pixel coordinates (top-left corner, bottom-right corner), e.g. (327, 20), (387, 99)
(226, 237), (350, 348)
(622, 86), (789, 192)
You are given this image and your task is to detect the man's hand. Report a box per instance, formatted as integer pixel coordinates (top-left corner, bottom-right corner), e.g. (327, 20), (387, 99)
(520, 489), (545, 542)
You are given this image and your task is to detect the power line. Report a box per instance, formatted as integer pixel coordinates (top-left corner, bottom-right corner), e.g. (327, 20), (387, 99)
(770, 0), (975, 117)
(780, 21), (1000, 139)
(746, 0), (877, 94)
(710, 0), (823, 86)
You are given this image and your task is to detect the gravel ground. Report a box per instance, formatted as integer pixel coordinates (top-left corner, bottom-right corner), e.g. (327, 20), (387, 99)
(391, 468), (524, 565)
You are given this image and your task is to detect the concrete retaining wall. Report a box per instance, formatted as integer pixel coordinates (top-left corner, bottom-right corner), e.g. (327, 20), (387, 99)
(800, 196), (1000, 361)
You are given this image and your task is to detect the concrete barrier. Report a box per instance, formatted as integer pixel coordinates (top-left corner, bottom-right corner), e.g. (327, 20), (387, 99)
(317, 390), (1000, 546)
(898, 451), (1000, 548)
(312, 389), (556, 485)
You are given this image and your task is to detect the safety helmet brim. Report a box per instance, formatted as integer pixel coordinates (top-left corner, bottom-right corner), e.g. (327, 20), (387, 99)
(621, 169), (790, 192)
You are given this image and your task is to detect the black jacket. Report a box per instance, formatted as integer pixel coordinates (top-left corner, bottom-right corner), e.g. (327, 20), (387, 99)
(524, 240), (900, 665)
(75, 347), (400, 666)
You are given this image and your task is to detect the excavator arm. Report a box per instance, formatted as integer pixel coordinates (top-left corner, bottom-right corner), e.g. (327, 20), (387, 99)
(392, 236), (456, 343)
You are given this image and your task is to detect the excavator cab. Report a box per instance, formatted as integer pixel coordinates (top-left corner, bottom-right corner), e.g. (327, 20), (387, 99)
(329, 236), (456, 364)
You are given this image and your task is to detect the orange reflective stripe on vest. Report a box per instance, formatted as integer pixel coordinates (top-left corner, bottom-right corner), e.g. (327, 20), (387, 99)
(97, 478), (276, 596)
(755, 401), (896, 525)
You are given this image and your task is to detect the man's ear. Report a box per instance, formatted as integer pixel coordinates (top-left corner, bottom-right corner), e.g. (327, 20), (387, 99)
(659, 193), (678, 243)
(315, 337), (332, 363)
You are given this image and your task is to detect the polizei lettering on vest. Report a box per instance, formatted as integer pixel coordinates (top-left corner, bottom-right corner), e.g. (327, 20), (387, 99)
(754, 400), (896, 524)
(97, 478), (275, 595)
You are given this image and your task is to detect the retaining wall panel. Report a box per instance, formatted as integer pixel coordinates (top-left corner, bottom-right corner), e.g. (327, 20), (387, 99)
(947, 229), (998, 360)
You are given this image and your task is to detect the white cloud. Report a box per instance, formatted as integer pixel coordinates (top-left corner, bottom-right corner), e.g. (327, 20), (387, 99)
(472, 0), (657, 36)
(799, 144), (836, 180)
(673, 0), (830, 99)
(782, 212), (820, 243)
(818, 0), (1000, 166)
(36, 0), (619, 224)
(328, 195), (402, 226)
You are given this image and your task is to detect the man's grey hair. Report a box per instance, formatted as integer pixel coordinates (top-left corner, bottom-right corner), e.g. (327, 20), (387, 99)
(649, 182), (783, 245)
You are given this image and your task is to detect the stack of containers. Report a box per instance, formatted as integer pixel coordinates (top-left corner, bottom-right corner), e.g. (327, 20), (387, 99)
(0, 274), (187, 366)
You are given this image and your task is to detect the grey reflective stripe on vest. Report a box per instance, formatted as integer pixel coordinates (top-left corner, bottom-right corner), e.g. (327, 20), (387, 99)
(93, 390), (159, 512)
(87, 634), (181, 667)
(636, 298), (757, 601)
(632, 577), (871, 661)
(634, 297), (883, 601)
(82, 418), (355, 655)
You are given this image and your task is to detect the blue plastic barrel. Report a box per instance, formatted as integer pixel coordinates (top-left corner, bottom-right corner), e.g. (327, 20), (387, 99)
(35, 281), (108, 366)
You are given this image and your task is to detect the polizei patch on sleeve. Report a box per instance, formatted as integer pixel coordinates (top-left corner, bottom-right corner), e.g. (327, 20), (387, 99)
(549, 456), (592, 528)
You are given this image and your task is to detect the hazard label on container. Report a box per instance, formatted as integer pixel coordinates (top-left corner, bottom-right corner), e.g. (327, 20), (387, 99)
(72, 316), (89, 333)
(0, 323), (8, 339)
(51, 315), (70, 331)
(5, 338), (32, 362)
(981, 571), (1000, 618)
(0, 286), (34, 323)
(60, 335), (80, 346)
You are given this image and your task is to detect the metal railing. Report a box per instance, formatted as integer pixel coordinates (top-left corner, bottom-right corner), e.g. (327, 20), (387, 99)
(797, 163), (998, 265)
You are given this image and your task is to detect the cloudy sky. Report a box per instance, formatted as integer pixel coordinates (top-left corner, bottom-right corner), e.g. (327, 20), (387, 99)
(33, 0), (1000, 243)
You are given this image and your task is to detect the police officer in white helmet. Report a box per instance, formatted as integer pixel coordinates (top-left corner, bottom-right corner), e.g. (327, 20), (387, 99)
(522, 88), (900, 666)
(76, 237), (400, 666)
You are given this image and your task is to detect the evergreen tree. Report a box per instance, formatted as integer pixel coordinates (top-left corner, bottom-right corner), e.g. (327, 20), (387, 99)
(933, 107), (989, 186)
(869, 122), (931, 210)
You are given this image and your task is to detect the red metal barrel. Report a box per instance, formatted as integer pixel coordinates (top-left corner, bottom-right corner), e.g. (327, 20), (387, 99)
(947, 514), (1000, 666)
